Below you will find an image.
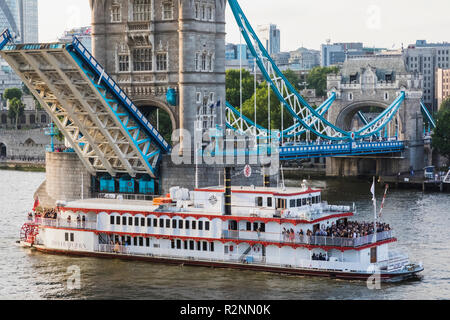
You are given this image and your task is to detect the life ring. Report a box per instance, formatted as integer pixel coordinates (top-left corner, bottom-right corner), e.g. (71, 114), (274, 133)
(127, 181), (133, 187)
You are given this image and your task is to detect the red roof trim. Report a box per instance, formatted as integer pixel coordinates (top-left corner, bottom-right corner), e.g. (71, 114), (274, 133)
(194, 188), (321, 197)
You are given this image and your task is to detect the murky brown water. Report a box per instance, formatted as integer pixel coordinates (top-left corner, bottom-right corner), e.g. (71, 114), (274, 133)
(0, 170), (449, 299)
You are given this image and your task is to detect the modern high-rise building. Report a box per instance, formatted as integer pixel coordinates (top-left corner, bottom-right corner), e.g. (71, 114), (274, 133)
(404, 40), (450, 111)
(435, 68), (450, 110)
(256, 24), (280, 55)
(0, 0), (38, 43)
(18, 0), (38, 43)
(320, 42), (364, 67)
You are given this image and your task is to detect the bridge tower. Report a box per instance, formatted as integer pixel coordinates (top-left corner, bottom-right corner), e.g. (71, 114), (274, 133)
(326, 54), (425, 176)
(89, 0), (227, 143)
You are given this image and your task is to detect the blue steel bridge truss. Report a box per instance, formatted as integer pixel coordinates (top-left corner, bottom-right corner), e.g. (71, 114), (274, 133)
(0, 29), (170, 178)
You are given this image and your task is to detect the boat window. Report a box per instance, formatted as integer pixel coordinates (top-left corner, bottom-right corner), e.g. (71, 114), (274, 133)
(171, 239), (175, 249)
(302, 198), (307, 206)
(205, 221), (210, 231)
(116, 216), (121, 225)
(267, 197), (273, 207)
(192, 221), (197, 229)
(146, 238), (150, 247)
(297, 199), (302, 207)
(256, 197), (263, 207)
(159, 218), (164, 228)
(141, 218), (145, 226)
(129, 217), (133, 226)
(184, 241), (188, 250)
(210, 242), (215, 252)
(165, 219), (170, 228)
(253, 222), (259, 231)
(199, 221), (203, 230)
(276, 198), (287, 209)
(312, 197), (316, 204)
(202, 241), (208, 251)
(290, 199), (296, 208)
(185, 220), (190, 229)
(134, 217), (139, 226)
(176, 240), (182, 249)
(190, 240), (194, 250)
(139, 237), (144, 246)
(134, 237), (138, 246)
(260, 223), (266, 232)
(147, 217), (151, 227)
(172, 219), (176, 228)
(70, 233), (74, 242)
(65, 233), (69, 241)
(110, 216), (115, 225)
(246, 222), (251, 231)
(153, 218), (157, 227)
(197, 241), (201, 251)
(179, 220), (183, 229)
(123, 217), (127, 225)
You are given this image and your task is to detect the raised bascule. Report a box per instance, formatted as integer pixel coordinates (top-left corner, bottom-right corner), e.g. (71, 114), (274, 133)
(2, 0), (426, 283)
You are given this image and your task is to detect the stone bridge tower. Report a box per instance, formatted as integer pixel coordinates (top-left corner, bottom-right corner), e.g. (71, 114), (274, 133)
(89, 0), (227, 141)
(325, 54), (425, 176)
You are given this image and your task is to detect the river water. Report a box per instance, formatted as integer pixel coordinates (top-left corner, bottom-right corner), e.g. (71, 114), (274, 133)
(0, 170), (449, 300)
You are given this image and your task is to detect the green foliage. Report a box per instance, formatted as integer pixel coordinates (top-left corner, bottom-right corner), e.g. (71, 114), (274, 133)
(146, 108), (173, 143)
(226, 69), (254, 108)
(432, 104), (450, 162)
(241, 82), (294, 132)
(3, 87), (23, 101)
(8, 97), (25, 129)
(306, 66), (340, 97)
(282, 69), (302, 91)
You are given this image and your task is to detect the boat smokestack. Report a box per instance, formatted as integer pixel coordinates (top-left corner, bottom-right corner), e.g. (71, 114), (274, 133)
(224, 167), (232, 216)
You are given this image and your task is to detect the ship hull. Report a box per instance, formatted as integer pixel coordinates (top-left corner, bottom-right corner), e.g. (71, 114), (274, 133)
(31, 245), (423, 283)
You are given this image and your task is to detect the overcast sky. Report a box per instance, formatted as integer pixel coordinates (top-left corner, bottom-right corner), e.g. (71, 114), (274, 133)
(38, 0), (450, 51)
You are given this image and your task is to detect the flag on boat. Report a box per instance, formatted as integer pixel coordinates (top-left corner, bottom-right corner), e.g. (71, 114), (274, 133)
(379, 184), (389, 218)
(370, 181), (375, 201)
(32, 197), (40, 211)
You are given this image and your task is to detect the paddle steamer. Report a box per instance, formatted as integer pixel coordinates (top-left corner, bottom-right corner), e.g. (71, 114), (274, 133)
(19, 175), (423, 282)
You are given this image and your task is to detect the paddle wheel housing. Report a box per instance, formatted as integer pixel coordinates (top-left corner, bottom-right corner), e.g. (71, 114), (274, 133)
(20, 223), (39, 245)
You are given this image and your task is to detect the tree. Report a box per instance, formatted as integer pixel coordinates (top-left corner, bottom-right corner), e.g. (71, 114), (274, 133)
(241, 82), (294, 133)
(226, 69), (254, 108)
(8, 98), (25, 129)
(3, 87), (23, 102)
(306, 66), (340, 97)
(282, 69), (302, 91)
(432, 98), (450, 163)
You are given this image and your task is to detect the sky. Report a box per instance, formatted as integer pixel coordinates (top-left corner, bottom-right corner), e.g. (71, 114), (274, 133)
(38, 0), (450, 51)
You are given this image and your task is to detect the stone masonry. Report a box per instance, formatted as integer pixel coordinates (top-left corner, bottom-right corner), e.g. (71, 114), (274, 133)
(325, 54), (425, 176)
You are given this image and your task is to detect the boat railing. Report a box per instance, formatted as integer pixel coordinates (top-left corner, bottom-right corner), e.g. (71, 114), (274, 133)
(222, 230), (393, 248)
(36, 218), (97, 230)
(91, 246), (368, 272)
(96, 244), (129, 254)
(95, 193), (159, 201)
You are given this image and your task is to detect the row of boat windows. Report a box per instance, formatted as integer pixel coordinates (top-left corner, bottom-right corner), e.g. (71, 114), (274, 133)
(290, 196), (321, 209)
(171, 239), (215, 252)
(109, 236), (215, 252)
(110, 216), (210, 231)
(254, 196), (321, 209)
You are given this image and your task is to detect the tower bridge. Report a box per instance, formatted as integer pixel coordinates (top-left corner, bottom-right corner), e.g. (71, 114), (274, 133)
(0, 0), (434, 205)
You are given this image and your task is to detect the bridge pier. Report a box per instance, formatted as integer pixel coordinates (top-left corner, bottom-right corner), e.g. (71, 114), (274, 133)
(34, 152), (91, 208)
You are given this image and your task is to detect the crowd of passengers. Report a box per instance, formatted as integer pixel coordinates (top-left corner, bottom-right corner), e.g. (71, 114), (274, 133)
(281, 220), (391, 243)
